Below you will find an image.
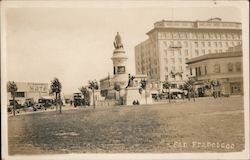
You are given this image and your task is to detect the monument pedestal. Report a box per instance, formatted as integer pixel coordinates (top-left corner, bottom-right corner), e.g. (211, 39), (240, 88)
(125, 87), (141, 105)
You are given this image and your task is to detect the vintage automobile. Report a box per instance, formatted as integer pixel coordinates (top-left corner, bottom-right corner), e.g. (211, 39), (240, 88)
(8, 100), (24, 113)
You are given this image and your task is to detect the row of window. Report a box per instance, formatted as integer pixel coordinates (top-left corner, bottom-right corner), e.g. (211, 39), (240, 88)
(191, 62), (242, 76)
(164, 57), (188, 64)
(164, 49), (227, 57)
(159, 32), (241, 40)
(163, 40), (241, 48)
(165, 66), (185, 72)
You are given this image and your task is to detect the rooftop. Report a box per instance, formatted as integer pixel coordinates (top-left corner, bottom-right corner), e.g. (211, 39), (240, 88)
(186, 51), (242, 64)
(147, 18), (241, 35)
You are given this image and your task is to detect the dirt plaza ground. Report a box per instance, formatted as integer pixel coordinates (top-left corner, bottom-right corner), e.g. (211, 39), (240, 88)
(8, 96), (244, 154)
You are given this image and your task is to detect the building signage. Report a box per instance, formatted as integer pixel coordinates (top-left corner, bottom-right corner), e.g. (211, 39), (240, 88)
(27, 83), (48, 93)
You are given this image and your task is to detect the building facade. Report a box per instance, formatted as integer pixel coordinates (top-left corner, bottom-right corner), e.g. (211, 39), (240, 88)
(135, 18), (242, 88)
(7, 82), (49, 105)
(186, 46), (243, 96)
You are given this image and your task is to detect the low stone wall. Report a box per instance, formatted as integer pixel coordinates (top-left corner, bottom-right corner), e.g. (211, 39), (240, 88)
(95, 100), (119, 106)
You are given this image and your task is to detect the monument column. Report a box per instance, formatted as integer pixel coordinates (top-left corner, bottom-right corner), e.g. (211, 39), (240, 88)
(111, 32), (128, 89)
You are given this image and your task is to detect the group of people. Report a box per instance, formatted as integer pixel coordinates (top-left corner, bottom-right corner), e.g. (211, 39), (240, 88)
(132, 100), (140, 105)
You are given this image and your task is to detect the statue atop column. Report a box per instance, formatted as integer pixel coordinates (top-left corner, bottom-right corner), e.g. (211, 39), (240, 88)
(114, 32), (124, 49)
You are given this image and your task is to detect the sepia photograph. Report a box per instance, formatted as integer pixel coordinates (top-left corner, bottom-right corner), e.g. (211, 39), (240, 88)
(1, 1), (249, 160)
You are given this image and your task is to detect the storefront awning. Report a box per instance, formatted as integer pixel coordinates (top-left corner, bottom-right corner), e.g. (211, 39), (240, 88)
(40, 96), (54, 100)
(163, 88), (183, 93)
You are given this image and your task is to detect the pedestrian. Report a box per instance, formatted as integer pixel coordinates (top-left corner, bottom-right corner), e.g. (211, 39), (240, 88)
(133, 100), (136, 105)
(136, 100), (140, 105)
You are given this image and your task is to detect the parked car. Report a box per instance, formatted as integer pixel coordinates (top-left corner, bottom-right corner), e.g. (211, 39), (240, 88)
(38, 98), (53, 109)
(34, 103), (46, 110)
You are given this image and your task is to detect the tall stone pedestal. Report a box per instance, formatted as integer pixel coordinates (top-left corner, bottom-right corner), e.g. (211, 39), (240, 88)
(125, 87), (141, 105)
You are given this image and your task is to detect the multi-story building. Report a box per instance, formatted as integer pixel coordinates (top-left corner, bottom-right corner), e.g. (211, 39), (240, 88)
(186, 45), (243, 96)
(135, 18), (242, 88)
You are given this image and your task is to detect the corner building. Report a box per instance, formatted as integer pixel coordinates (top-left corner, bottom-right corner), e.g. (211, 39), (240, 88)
(135, 18), (242, 88)
(186, 45), (243, 96)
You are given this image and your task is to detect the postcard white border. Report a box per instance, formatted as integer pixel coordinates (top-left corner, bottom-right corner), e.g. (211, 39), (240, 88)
(1, 1), (249, 160)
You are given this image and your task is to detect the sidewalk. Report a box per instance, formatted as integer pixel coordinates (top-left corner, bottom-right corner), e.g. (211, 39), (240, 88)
(8, 105), (79, 117)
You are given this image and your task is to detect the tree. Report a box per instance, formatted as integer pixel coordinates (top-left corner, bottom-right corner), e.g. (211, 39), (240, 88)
(184, 78), (196, 101)
(50, 78), (62, 113)
(163, 81), (171, 103)
(210, 80), (221, 98)
(7, 81), (18, 116)
(79, 86), (90, 106)
(140, 79), (147, 104)
(88, 80), (99, 108)
(179, 85), (185, 100)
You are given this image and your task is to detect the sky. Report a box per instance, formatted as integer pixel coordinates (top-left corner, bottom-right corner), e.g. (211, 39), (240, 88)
(5, 5), (241, 94)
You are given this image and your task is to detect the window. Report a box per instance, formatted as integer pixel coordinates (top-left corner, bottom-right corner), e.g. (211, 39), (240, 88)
(164, 49), (168, 56)
(204, 33), (209, 39)
(208, 50), (211, 54)
(204, 66), (207, 75)
(217, 33), (221, 39)
(195, 50), (199, 56)
(202, 49), (205, 55)
(177, 41), (181, 46)
(165, 75), (169, 81)
(215, 34), (218, 39)
(180, 32), (184, 39)
(201, 42), (205, 47)
(195, 67), (198, 76)
(170, 41), (174, 46)
(164, 58), (168, 64)
(214, 64), (220, 73)
(228, 63), (233, 72)
(231, 41), (234, 46)
(194, 33), (198, 39)
(163, 41), (167, 46)
(171, 51), (174, 56)
(185, 49), (188, 56)
(172, 66), (176, 71)
(227, 33), (232, 39)
(219, 42), (222, 47)
(171, 58), (175, 64)
(225, 42), (229, 47)
(179, 66), (183, 71)
(170, 33), (173, 38)
(178, 50), (182, 56)
(214, 42), (217, 47)
(15, 92), (25, 98)
(184, 41), (188, 47)
(198, 67), (201, 76)
(208, 42), (211, 47)
(221, 33), (225, 39)
(165, 66), (168, 72)
(175, 33), (180, 38)
(178, 58), (182, 63)
(202, 33), (205, 39)
(194, 41), (198, 47)
(235, 62), (241, 72)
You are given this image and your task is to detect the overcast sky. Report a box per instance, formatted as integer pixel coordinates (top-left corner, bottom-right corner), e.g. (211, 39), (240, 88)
(5, 6), (241, 94)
